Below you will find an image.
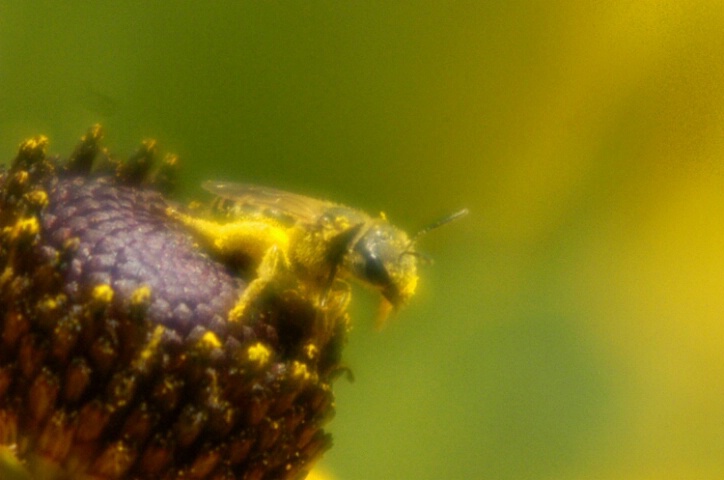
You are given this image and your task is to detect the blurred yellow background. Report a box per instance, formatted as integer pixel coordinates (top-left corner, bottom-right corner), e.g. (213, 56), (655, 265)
(2, 2), (723, 479)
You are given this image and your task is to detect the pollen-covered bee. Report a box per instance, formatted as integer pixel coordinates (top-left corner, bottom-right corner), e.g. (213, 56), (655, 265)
(170, 180), (467, 326)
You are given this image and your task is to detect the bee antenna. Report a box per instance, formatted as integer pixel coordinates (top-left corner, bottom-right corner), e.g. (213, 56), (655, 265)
(410, 208), (469, 243)
(401, 208), (469, 262)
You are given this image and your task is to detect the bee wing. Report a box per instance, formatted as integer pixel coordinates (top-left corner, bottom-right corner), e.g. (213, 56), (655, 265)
(202, 180), (331, 224)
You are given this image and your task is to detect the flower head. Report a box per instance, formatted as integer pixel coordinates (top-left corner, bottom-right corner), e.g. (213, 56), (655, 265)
(0, 126), (348, 479)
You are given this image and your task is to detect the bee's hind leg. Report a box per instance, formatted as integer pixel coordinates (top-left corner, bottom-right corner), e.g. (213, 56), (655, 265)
(228, 245), (287, 323)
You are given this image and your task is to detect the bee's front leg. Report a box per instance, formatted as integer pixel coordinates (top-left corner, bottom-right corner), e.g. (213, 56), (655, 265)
(228, 245), (289, 323)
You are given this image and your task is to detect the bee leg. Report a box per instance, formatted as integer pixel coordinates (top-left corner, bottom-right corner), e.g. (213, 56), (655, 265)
(228, 245), (288, 323)
(315, 280), (351, 337)
(319, 280), (351, 313)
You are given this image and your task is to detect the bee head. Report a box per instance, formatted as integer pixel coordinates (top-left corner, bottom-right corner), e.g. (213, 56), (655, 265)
(345, 222), (419, 309)
(335, 208), (466, 326)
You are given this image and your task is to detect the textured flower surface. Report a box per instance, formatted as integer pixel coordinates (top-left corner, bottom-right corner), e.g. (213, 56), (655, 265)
(0, 127), (348, 479)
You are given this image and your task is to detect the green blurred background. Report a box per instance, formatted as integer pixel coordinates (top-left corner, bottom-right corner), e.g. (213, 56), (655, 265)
(2, 2), (724, 479)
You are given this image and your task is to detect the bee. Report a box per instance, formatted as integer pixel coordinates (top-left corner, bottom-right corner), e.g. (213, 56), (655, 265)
(170, 180), (467, 327)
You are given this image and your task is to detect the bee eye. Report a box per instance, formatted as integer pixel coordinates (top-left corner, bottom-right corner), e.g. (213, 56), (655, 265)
(364, 254), (391, 286)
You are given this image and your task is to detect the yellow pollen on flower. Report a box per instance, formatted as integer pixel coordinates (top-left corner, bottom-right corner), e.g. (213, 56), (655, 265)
(163, 153), (178, 167)
(38, 294), (65, 311)
(200, 331), (222, 349)
(142, 139), (157, 151)
(303, 343), (319, 360)
(305, 468), (336, 480)
(85, 123), (103, 140)
(291, 361), (311, 381)
(10, 217), (39, 239)
(25, 190), (48, 208)
(13, 170), (29, 186)
(135, 325), (165, 369)
(130, 285), (152, 306)
(92, 284), (114, 303)
(247, 342), (271, 366)
(19, 135), (48, 155)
